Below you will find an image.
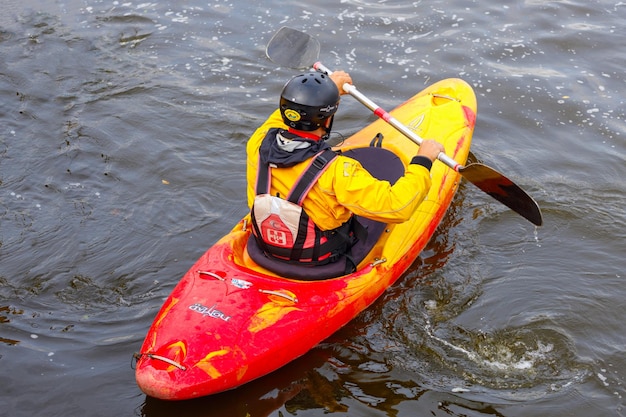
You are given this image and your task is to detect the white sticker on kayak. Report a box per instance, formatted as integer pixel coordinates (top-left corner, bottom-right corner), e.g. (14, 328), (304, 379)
(231, 278), (253, 289)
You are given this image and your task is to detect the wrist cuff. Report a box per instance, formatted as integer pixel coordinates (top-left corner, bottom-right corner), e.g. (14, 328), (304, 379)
(410, 155), (433, 171)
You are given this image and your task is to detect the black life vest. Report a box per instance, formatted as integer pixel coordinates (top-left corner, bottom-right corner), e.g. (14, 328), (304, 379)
(250, 148), (355, 266)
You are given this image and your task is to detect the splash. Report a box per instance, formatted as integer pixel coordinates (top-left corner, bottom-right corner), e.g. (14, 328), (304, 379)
(416, 315), (589, 395)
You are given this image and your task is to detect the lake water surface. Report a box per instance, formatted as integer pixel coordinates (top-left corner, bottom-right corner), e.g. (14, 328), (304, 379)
(1, 0), (625, 416)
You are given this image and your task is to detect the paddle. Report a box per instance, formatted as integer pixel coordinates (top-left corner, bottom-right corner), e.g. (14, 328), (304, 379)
(266, 27), (543, 227)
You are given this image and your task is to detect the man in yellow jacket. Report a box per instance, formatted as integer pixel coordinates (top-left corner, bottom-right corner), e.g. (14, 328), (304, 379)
(246, 70), (444, 269)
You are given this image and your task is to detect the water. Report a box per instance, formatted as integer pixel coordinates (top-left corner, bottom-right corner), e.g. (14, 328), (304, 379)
(1, 0), (625, 416)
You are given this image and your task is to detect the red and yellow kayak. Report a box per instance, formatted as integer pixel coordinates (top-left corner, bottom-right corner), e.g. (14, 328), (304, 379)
(134, 78), (476, 400)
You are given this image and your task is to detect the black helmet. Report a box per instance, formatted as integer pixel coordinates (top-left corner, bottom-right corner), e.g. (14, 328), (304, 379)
(279, 72), (340, 131)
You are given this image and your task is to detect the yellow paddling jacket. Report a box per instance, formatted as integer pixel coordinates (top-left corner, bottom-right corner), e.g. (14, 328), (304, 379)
(246, 109), (433, 232)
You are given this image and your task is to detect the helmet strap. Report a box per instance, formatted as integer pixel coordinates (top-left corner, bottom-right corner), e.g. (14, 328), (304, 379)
(322, 116), (335, 140)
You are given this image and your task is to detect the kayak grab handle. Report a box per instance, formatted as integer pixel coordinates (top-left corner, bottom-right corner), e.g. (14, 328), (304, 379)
(135, 353), (187, 371)
(259, 289), (298, 303)
(198, 270), (226, 281)
(371, 258), (387, 267)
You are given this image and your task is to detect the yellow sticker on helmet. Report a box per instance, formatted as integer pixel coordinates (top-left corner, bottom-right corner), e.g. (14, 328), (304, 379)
(284, 109), (301, 122)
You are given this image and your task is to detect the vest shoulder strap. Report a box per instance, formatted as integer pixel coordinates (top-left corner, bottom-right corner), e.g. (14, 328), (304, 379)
(255, 154), (271, 195)
(287, 149), (337, 204)
(255, 149), (337, 204)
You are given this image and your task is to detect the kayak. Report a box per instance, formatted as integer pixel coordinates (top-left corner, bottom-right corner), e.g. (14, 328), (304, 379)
(134, 78), (476, 400)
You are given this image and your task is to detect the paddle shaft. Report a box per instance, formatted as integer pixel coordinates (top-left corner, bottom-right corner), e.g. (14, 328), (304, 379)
(314, 62), (542, 226)
(313, 62), (463, 172)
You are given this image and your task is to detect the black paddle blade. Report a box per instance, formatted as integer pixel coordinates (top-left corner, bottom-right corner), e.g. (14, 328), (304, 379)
(266, 26), (320, 69)
(460, 163), (543, 226)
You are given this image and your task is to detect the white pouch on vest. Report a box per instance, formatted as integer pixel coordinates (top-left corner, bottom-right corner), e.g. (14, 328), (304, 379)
(252, 193), (314, 249)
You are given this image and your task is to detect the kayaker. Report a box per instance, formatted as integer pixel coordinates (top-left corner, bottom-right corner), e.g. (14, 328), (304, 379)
(246, 70), (444, 271)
